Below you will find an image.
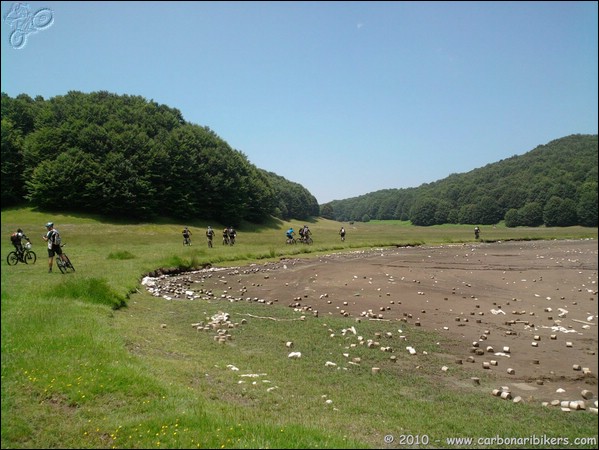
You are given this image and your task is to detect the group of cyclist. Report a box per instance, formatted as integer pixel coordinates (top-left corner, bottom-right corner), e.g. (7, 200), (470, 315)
(286, 225), (313, 244)
(221, 226), (237, 246)
(9, 222), (67, 273)
(182, 225), (237, 247)
(189, 224), (482, 247)
(9, 222), (483, 272)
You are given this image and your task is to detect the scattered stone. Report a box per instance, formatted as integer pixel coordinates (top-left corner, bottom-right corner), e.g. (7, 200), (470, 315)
(581, 390), (594, 400)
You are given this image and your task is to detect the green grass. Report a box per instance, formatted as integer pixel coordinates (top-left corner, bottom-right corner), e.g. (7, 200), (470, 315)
(2, 207), (597, 448)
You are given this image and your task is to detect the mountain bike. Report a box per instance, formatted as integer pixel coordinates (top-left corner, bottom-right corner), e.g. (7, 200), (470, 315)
(56, 244), (75, 273)
(183, 236), (192, 246)
(285, 236), (296, 244)
(7, 242), (36, 265)
(298, 235), (313, 245)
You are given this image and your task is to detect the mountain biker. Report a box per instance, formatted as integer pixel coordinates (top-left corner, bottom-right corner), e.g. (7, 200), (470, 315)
(286, 227), (295, 242)
(10, 228), (31, 259)
(227, 226), (237, 245)
(222, 227), (229, 245)
(182, 227), (192, 245)
(206, 226), (214, 246)
(302, 225), (311, 238)
(42, 222), (65, 273)
(299, 225), (311, 242)
(339, 226), (346, 241)
(474, 226), (480, 239)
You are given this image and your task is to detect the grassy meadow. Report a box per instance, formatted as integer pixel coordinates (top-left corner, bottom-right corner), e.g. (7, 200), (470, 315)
(2, 207), (597, 449)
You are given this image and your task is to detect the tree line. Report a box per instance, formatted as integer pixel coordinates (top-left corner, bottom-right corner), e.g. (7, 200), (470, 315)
(2, 92), (596, 228)
(320, 134), (597, 227)
(1, 91), (319, 223)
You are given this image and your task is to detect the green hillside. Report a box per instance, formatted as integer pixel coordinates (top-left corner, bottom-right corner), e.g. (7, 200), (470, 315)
(322, 134), (598, 227)
(1, 92), (318, 223)
(3, 93), (597, 229)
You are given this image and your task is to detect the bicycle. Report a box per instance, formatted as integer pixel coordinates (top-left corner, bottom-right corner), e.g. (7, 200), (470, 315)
(7, 242), (36, 265)
(183, 236), (192, 246)
(298, 235), (313, 245)
(55, 244), (75, 273)
(285, 236), (296, 244)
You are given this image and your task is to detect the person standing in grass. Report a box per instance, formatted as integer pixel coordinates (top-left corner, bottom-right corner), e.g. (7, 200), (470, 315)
(206, 226), (214, 247)
(182, 226), (192, 245)
(222, 227), (229, 245)
(42, 222), (65, 273)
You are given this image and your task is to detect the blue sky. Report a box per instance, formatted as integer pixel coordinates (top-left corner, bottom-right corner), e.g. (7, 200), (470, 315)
(2, 1), (597, 204)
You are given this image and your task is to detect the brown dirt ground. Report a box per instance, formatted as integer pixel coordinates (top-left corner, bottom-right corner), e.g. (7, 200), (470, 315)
(152, 239), (598, 406)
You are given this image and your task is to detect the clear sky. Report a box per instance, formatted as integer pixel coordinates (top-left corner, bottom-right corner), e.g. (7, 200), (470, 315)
(2, 1), (597, 204)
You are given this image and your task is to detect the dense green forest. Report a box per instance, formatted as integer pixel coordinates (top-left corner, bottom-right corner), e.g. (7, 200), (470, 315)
(321, 134), (598, 227)
(2, 92), (596, 227)
(1, 91), (319, 223)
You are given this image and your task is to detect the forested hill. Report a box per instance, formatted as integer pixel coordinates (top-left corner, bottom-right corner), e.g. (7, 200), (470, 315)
(1, 91), (319, 223)
(321, 134), (598, 227)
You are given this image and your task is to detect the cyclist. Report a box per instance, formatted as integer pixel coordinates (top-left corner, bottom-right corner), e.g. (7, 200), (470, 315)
(227, 226), (237, 245)
(222, 227), (229, 245)
(474, 226), (480, 239)
(10, 228), (31, 260)
(286, 227), (295, 243)
(302, 225), (311, 239)
(339, 226), (346, 241)
(42, 222), (66, 273)
(182, 227), (192, 245)
(206, 226), (214, 247)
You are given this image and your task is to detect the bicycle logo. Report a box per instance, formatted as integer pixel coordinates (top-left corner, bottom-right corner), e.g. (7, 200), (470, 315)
(4, 2), (54, 49)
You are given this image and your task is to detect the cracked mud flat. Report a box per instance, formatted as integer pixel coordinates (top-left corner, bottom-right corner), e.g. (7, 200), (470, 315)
(147, 239), (598, 407)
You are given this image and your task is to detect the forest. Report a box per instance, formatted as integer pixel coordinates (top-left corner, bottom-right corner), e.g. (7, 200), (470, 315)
(1, 91), (319, 224)
(320, 134), (597, 227)
(2, 91), (596, 227)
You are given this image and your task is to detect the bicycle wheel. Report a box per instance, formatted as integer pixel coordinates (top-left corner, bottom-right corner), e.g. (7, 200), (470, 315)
(7, 251), (19, 265)
(24, 251), (37, 264)
(57, 258), (66, 273)
(65, 255), (75, 272)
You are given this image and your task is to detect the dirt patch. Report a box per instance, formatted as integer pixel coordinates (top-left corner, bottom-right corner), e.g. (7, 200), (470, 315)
(146, 239), (598, 406)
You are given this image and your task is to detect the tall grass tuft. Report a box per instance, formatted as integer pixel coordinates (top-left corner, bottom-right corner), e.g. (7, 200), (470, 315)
(107, 250), (136, 260)
(50, 277), (127, 309)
